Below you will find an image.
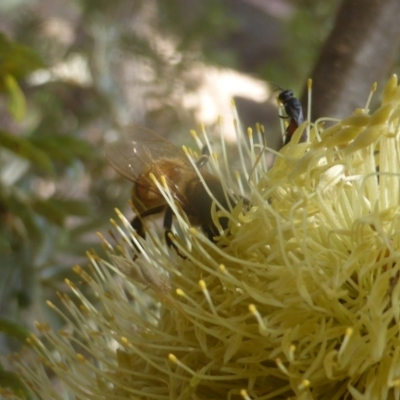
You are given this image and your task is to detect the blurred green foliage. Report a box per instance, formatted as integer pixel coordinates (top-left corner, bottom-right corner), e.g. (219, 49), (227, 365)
(0, 31), (113, 352)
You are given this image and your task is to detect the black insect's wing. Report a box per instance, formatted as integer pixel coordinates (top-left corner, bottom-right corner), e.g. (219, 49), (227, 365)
(284, 98), (304, 126)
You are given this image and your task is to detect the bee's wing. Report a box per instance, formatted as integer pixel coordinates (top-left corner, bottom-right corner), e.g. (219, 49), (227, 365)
(104, 124), (191, 183)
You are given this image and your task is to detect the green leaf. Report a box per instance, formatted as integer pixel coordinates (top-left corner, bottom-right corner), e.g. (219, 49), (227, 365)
(30, 135), (95, 164)
(0, 318), (31, 343)
(0, 32), (44, 86)
(2, 193), (44, 244)
(31, 198), (66, 227)
(4, 74), (26, 121)
(0, 130), (54, 175)
(50, 198), (91, 216)
(0, 370), (31, 399)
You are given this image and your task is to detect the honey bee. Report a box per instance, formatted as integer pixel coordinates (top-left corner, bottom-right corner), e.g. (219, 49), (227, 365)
(104, 125), (230, 251)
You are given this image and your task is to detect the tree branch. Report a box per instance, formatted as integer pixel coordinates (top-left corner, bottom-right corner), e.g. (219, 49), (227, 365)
(302, 0), (400, 120)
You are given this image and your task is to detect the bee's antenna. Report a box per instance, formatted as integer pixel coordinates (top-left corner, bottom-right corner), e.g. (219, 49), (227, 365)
(270, 81), (284, 93)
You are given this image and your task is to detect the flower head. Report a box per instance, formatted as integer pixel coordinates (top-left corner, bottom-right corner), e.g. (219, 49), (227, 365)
(8, 75), (400, 399)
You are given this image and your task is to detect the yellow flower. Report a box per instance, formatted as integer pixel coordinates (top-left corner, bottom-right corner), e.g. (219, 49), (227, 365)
(10, 75), (400, 400)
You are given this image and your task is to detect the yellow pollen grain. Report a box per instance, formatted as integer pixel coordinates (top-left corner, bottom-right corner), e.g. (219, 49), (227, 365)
(182, 145), (189, 157)
(46, 300), (56, 309)
(248, 304), (257, 315)
(160, 175), (168, 188)
(189, 227), (198, 236)
(247, 127), (253, 141)
(276, 358), (290, 375)
(72, 265), (82, 274)
(79, 305), (89, 315)
(149, 172), (156, 184)
(338, 327), (353, 359)
(109, 218), (117, 228)
(35, 322), (50, 332)
(65, 279), (77, 290)
(249, 304), (268, 334)
(190, 129), (198, 140)
(298, 379), (310, 390)
(168, 354), (177, 364)
(114, 208), (124, 218)
(199, 280), (217, 315)
(199, 280), (206, 291)
(121, 337), (129, 345)
(288, 345), (296, 362)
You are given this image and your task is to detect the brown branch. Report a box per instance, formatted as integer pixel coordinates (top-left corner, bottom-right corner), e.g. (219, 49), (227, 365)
(302, 0), (400, 120)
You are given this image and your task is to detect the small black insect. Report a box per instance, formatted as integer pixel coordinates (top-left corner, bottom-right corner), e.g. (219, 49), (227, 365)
(273, 84), (306, 145)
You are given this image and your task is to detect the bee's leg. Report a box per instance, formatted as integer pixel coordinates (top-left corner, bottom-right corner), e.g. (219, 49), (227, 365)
(203, 198), (250, 243)
(131, 216), (145, 239)
(129, 206), (166, 258)
(131, 205), (166, 239)
(202, 224), (217, 242)
(196, 144), (210, 168)
(163, 207), (186, 258)
(163, 206), (174, 247)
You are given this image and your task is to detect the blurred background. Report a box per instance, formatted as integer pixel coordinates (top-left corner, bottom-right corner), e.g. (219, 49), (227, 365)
(1, 0), (400, 374)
